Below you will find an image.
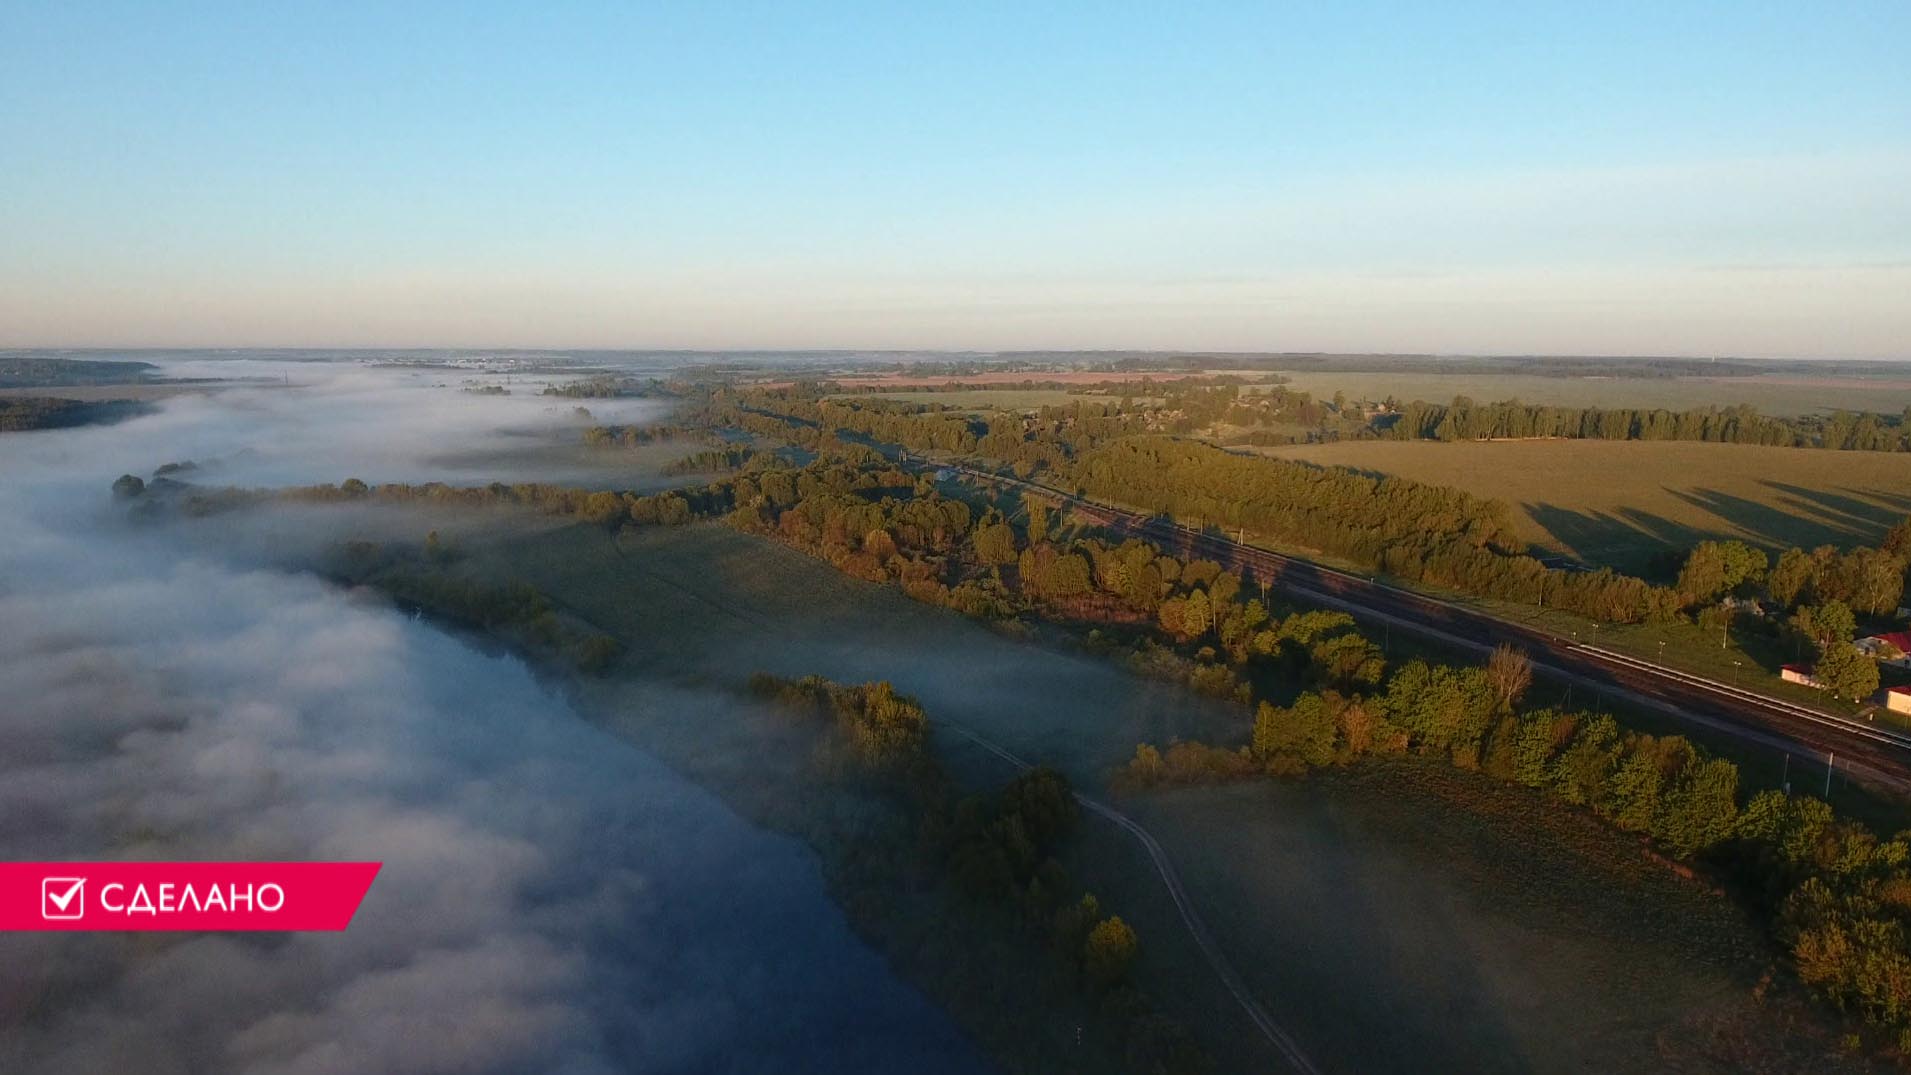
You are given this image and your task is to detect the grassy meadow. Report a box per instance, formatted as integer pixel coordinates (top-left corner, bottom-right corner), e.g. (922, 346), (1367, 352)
(1256, 439), (1911, 574)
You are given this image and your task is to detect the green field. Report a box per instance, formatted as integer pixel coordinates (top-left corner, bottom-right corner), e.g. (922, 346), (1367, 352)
(1258, 438), (1911, 573)
(1268, 369), (1911, 417)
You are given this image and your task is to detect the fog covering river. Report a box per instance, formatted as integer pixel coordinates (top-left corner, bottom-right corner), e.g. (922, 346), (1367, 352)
(0, 355), (989, 1074)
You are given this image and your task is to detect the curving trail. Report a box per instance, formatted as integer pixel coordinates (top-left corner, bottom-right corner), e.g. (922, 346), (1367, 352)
(936, 719), (1323, 1075)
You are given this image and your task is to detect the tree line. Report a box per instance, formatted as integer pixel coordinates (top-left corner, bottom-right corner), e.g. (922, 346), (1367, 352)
(581, 423), (699, 446)
(1, 396), (152, 432)
(711, 457), (1383, 703)
(540, 375), (682, 399)
(1381, 397), (1911, 452)
(1067, 436), (1682, 624)
(662, 445), (758, 474)
(1120, 638), (1911, 1048)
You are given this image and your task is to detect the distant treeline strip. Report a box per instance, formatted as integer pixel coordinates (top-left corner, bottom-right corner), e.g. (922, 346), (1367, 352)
(1382, 398), (1911, 452)
(581, 423), (698, 446)
(1, 397), (153, 432)
(148, 475), (718, 527)
(0, 355), (158, 388)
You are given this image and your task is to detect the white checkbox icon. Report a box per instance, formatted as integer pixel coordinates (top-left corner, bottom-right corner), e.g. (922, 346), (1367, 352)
(42, 877), (85, 920)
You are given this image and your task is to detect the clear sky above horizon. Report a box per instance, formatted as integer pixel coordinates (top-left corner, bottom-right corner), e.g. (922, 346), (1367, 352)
(2, 2), (1907, 357)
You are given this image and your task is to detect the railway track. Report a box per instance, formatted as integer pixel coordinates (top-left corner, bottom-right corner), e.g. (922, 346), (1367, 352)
(917, 458), (1911, 795)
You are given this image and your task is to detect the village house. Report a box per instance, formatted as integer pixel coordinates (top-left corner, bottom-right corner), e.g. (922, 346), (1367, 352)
(1856, 631), (1911, 671)
(1781, 663), (1822, 689)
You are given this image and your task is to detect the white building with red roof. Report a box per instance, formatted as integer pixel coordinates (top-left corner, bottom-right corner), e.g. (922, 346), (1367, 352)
(1857, 631), (1911, 671)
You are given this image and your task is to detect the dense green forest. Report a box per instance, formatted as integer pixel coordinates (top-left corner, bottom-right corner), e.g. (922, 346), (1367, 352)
(662, 445), (758, 474)
(0, 396), (152, 431)
(1070, 436), (1686, 623)
(1382, 397), (1911, 452)
(539, 375), (683, 398)
(580, 422), (700, 446)
(740, 378), (1911, 458)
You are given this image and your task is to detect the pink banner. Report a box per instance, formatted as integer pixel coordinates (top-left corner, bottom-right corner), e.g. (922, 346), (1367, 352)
(0, 862), (381, 931)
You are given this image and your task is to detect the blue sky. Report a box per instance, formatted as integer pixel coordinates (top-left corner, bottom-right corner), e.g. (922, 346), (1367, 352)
(2, 2), (1907, 356)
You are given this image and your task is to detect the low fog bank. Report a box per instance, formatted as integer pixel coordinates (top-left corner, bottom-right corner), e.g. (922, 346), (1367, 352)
(49, 355), (674, 490)
(0, 357), (987, 1074)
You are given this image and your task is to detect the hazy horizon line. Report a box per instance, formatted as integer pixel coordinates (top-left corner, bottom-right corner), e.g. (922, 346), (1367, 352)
(8, 345), (1911, 365)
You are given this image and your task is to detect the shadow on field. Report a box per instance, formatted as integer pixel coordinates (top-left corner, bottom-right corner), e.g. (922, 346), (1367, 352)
(1666, 486), (1868, 549)
(1760, 481), (1908, 537)
(1863, 487), (1911, 514)
(1527, 484), (1903, 573)
(1523, 502), (1713, 571)
(1615, 504), (1712, 550)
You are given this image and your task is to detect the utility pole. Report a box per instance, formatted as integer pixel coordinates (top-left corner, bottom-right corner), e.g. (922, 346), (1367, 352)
(1826, 753), (1835, 799)
(1782, 753), (1790, 795)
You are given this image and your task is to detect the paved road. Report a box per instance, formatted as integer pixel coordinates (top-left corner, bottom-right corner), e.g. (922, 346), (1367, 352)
(937, 719), (1323, 1075)
(922, 460), (1911, 797)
